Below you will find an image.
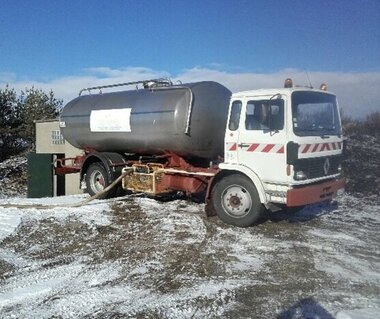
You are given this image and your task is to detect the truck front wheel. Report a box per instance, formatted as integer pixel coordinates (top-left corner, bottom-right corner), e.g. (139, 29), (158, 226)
(85, 162), (113, 199)
(211, 174), (265, 227)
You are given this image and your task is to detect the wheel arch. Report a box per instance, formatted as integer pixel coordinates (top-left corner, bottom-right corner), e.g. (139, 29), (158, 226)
(80, 152), (127, 183)
(208, 164), (267, 204)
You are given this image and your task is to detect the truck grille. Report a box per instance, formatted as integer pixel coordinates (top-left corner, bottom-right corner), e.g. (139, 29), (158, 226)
(294, 155), (341, 179)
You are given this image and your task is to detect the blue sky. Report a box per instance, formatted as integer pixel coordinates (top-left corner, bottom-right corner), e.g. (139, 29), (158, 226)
(0, 0), (379, 117)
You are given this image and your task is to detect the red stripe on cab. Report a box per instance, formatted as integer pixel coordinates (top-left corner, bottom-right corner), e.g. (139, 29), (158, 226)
(247, 143), (260, 152)
(229, 143), (237, 151)
(302, 144), (311, 153)
(312, 144), (319, 152)
(277, 146), (285, 153)
(262, 144), (275, 153)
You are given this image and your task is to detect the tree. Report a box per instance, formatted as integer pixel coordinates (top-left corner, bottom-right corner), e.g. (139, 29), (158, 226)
(0, 86), (22, 161)
(0, 86), (63, 161)
(17, 87), (62, 147)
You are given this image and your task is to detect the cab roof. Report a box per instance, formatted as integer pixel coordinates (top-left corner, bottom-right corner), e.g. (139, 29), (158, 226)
(232, 87), (335, 99)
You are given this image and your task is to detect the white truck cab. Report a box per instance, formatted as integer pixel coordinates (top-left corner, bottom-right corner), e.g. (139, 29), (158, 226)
(212, 79), (345, 226)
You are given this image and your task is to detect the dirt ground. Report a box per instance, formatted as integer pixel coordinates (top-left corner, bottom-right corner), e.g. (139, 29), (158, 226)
(0, 193), (379, 318)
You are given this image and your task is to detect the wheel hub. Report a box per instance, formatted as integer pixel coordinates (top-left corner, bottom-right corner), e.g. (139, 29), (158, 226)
(229, 194), (242, 208)
(222, 185), (252, 217)
(90, 170), (105, 192)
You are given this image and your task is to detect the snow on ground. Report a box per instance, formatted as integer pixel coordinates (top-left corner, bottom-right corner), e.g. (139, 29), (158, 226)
(0, 193), (379, 318)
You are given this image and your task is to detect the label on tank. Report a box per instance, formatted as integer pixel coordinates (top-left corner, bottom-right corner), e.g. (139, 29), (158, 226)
(90, 108), (131, 132)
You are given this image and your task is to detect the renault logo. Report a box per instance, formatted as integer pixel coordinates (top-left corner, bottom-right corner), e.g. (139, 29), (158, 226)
(323, 158), (330, 175)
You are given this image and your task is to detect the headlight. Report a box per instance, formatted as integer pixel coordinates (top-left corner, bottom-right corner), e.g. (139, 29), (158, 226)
(294, 170), (307, 180)
(337, 164), (342, 173)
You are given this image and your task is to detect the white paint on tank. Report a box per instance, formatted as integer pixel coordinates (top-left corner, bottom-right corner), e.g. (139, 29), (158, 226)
(90, 108), (132, 132)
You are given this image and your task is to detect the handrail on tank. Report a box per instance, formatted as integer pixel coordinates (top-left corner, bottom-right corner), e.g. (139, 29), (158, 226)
(77, 77), (193, 135)
(78, 78), (173, 96)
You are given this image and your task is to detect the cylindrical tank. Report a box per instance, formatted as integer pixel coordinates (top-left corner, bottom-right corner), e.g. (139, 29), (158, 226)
(60, 81), (232, 160)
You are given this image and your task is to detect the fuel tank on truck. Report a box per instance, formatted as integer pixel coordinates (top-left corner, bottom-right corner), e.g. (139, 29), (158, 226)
(59, 81), (232, 161)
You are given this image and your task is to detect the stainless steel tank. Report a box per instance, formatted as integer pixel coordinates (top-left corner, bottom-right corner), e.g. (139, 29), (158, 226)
(60, 81), (232, 160)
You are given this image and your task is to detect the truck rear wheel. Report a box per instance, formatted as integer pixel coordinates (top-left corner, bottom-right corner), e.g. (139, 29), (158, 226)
(85, 162), (113, 199)
(211, 174), (265, 227)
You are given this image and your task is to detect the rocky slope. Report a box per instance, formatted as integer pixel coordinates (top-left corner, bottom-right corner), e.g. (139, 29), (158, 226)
(0, 155), (27, 198)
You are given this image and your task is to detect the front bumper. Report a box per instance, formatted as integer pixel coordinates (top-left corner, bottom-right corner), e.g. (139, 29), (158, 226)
(286, 178), (345, 207)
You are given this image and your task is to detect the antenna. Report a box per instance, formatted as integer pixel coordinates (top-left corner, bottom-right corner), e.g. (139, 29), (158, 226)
(306, 71), (313, 88)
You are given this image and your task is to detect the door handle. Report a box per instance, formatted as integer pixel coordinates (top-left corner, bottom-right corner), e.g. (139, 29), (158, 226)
(238, 143), (250, 148)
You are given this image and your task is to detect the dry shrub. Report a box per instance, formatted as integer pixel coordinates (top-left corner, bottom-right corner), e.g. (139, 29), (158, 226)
(342, 111), (380, 195)
(342, 111), (380, 137)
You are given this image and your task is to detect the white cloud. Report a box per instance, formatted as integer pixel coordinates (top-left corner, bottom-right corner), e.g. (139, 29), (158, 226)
(177, 67), (380, 118)
(0, 72), (17, 82)
(1, 66), (379, 118)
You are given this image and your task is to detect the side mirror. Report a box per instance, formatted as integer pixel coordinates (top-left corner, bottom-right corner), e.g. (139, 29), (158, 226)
(267, 93), (282, 131)
(287, 142), (299, 164)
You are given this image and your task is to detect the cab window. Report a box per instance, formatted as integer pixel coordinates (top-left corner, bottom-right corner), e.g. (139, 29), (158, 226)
(245, 99), (284, 131)
(228, 100), (242, 131)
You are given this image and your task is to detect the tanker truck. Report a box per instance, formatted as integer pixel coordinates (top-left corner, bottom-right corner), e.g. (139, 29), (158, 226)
(57, 78), (345, 227)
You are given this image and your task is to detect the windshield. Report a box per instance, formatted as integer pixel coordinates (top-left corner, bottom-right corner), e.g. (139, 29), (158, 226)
(292, 91), (342, 136)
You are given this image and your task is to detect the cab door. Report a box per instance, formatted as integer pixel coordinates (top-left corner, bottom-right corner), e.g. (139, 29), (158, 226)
(237, 97), (287, 183)
(224, 99), (242, 164)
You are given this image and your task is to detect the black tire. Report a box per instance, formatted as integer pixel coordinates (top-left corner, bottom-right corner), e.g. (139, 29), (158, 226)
(211, 174), (265, 227)
(85, 162), (114, 199)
